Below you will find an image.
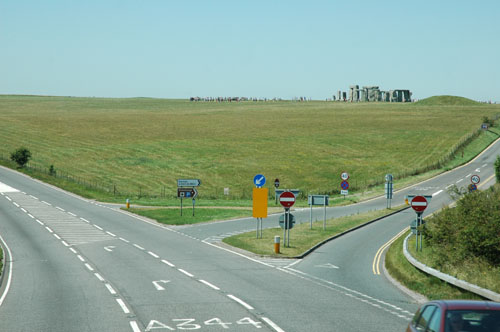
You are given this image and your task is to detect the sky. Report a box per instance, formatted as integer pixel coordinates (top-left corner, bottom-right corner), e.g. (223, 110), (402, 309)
(1, 1), (499, 101)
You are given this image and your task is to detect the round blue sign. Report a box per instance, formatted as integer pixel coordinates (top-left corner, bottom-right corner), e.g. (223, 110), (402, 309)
(341, 180), (349, 190)
(253, 174), (266, 187)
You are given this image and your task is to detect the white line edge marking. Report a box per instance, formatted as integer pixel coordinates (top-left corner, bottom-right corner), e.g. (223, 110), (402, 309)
(13, 202), (19, 207)
(77, 255), (85, 262)
(20, 208), (27, 213)
(161, 259), (175, 267)
(116, 299), (130, 313)
(36, 219), (44, 225)
(105, 283), (117, 295)
(93, 225), (103, 230)
(69, 248), (77, 254)
(45, 227), (53, 233)
(199, 279), (220, 290)
(202, 240), (274, 268)
(130, 321), (141, 332)
(106, 231), (116, 237)
(178, 269), (194, 277)
(6, 197), (11, 201)
(42, 201), (51, 205)
(61, 241), (69, 247)
(119, 237), (130, 243)
(94, 273), (105, 282)
(29, 195), (38, 199)
(432, 190), (443, 197)
(0, 234), (13, 307)
(133, 244), (145, 250)
(85, 263), (94, 271)
(53, 234), (61, 240)
(56, 206), (65, 211)
(68, 212), (77, 217)
(27, 214), (34, 219)
(148, 251), (159, 258)
(80, 217), (90, 223)
(261, 317), (286, 332)
(227, 294), (254, 310)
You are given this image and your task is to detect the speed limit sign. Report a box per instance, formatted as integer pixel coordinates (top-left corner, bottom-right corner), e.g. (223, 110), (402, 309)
(471, 175), (480, 184)
(341, 172), (349, 181)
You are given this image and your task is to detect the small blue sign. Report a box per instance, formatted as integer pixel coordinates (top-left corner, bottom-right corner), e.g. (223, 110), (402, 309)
(253, 174), (266, 187)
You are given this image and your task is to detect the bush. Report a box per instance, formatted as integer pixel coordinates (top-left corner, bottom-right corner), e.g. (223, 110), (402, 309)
(495, 156), (500, 183)
(424, 185), (500, 266)
(10, 147), (31, 168)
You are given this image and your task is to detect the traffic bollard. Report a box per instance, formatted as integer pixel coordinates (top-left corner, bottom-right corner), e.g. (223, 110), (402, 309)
(274, 236), (280, 254)
(126, 198), (130, 209)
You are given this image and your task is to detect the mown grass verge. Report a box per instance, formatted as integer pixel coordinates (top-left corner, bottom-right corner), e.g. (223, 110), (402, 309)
(385, 232), (484, 300)
(223, 205), (407, 257)
(123, 207), (250, 225)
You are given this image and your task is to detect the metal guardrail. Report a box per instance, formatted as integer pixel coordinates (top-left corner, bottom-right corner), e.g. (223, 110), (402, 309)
(403, 234), (500, 302)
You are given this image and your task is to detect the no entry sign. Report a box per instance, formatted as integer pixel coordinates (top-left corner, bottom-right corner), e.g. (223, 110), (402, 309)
(279, 191), (296, 208)
(411, 196), (428, 213)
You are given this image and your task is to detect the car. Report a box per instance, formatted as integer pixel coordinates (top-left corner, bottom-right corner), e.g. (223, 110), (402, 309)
(406, 300), (500, 332)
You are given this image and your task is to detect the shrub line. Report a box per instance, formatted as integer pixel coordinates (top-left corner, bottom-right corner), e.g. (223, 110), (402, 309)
(402, 234), (500, 301)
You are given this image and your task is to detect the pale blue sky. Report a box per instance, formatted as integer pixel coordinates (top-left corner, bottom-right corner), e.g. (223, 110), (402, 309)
(1, 1), (499, 101)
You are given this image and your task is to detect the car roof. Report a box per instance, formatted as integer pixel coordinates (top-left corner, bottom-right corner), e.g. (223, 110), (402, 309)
(428, 300), (500, 311)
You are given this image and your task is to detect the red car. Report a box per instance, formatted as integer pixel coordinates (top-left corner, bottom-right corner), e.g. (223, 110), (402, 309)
(406, 300), (500, 332)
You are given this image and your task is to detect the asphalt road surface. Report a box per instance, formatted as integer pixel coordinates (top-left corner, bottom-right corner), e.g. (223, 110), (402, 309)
(0, 138), (498, 331)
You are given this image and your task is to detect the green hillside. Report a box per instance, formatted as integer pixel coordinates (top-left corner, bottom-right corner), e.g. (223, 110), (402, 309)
(415, 95), (480, 106)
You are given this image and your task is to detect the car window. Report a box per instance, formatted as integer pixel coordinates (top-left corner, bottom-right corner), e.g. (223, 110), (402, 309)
(426, 306), (441, 332)
(416, 305), (437, 331)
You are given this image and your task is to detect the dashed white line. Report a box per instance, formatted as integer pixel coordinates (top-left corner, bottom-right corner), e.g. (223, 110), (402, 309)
(116, 299), (130, 314)
(53, 234), (61, 240)
(68, 212), (77, 217)
(130, 321), (141, 332)
(178, 269), (194, 277)
(85, 263), (94, 271)
(69, 248), (78, 254)
(45, 227), (53, 233)
(77, 255), (85, 262)
(94, 273), (105, 282)
(13, 202), (19, 207)
(29, 195), (38, 200)
(161, 259), (175, 267)
(36, 219), (44, 225)
(466, 174), (471, 178)
(27, 214), (34, 219)
(42, 201), (51, 206)
(482, 164), (487, 167)
(432, 190), (443, 197)
(199, 279), (220, 290)
(93, 225), (103, 230)
(133, 244), (145, 250)
(80, 217), (90, 223)
(56, 206), (65, 211)
(20, 208), (27, 213)
(61, 241), (69, 247)
(445, 184), (453, 189)
(227, 294), (254, 310)
(105, 283), (117, 295)
(119, 237), (130, 243)
(148, 251), (159, 258)
(6, 197), (12, 201)
(456, 179), (463, 183)
(106, 231), (116, 237)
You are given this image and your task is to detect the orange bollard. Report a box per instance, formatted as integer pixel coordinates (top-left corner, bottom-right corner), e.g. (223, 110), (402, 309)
(274, 236), (280, 254)
(126, 198), (130, 209)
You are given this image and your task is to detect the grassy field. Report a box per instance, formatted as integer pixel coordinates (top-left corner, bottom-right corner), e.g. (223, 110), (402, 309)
(1, 95), (499, 202)
(223, 206), (407, 257)
(124, 207), (250, 225)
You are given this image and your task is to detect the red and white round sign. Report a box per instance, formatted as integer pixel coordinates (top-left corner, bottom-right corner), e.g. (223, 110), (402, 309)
(411, 196), (428, 213)
(279, 191), (296, 208)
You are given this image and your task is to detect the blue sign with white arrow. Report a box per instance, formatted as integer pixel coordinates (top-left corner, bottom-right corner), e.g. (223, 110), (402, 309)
(253, 174), (266, 187)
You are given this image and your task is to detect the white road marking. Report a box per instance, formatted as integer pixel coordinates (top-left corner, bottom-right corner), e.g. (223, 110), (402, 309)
(80, 217), (90, 223)
(0, 182), (19, 193)
(466, 174), (471, 178)
(119, 237), (130, 243)
(45, 226), (53, 233)
(42, 201), (51, 206)
(5, 197), (12, 201)
(68, 212), (77, 217)
(161, 259), (175, 267)
(116, 299), (130, 314)
(53, 234), (61, 240)
(456, 179), (463, 183)
(105, 283), (117, 295)
(148, 251), (159, 258)
(262, 317), (287, 332)
(445, 184), (453, 189)
(475, 168), (481, 172)
(13, 202), (19, 207)
(104, 246), (116, 252)
(130, 321), (141, 332)
(77, 255), (85, 262)
(29, 195), (38, 200)
(93, 225), (103, 230)
(315, 263), (339, 269)
(94, 273), (105, 282)
(152, 280), (171, 291)
(227, 294), (254, 310)
(432, 190), (443, 196)
(178, 269), (194, 277)
(199, 279), (220, 290)
(69, 248), (77, 254)
(106, 231), (116, 237)
(20, 208), (26, 213)
(61, 241), (69, 247)
(27, 213), (34, 219)
(0, 233), (14, 307)
(56, 206), (65, 211)
(482, 164), (487, 167)
(85, 263), (94, 271)
(36, 219), (44, 225)
(133, 244), (145, 250)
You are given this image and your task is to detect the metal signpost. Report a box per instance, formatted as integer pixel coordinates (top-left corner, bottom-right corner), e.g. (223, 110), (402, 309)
(308, 195), (329, 230)
(385, 174), (393, 209)
(252, 174), (268, 239)
(279, 191), (296, 247)
(340, 172), (349, 198)
(409, 195), (431, 251)
(177, 179), (200, 216)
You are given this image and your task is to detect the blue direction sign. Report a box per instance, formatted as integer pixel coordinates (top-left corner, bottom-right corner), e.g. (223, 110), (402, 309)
(253, 174), (266, 187)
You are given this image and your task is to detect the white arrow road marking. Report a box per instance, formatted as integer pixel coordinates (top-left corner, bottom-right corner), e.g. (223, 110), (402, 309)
(315, 263), (340, 269)
(152, 280), (171, 291)
(104, 246), (116, 252)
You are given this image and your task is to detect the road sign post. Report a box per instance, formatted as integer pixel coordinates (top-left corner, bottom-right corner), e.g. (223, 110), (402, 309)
(340, 172), (349, 199)
(385, 174), (393, 209)
(253, 188), (268, 239)
(279, 191), (296, 247)
(410, 195), (431, 251)
(308, 195), (329, 230)
(177, 180), (200, 217)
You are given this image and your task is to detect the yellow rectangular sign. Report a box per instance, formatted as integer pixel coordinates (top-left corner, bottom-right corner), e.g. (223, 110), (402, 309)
(252, 188), (268, 218)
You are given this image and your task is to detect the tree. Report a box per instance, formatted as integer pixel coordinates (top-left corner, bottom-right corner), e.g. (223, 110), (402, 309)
(10, 147), (32, 168)
(495, 155), (500, 183)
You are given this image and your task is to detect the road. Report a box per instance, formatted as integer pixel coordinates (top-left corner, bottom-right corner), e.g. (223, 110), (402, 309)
(0, 138), (498, 331)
